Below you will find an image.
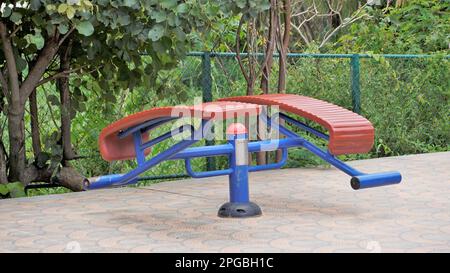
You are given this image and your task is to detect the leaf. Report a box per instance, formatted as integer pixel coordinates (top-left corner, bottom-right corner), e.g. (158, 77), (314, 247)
(66, 6), (76, 19)
(47, 94), (60, 106)
(1, 7), (12, 18)
(117, 14), (131, 26)
(10, 12), (22, 24)
(15, 57), (27, 72)
(33, 34), (45, 50)
(30, 0), (42, 11)
(235, 0), (247, 9)
(0, 184), (8, 195)
(58, 4), (68, 14)
(161, 0), (177, 9)
(7, 182), (26, 198)
(176, 3), (188, 13)
(76, 21), (94, 36)
(151, 11), (167, 23)
(58, 23), (69, 34)
(148, 24), (164, 41)
(123, 0), (138, 7)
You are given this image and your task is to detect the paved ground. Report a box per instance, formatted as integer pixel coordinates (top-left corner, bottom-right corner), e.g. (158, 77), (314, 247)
(0, 152), (449, 253)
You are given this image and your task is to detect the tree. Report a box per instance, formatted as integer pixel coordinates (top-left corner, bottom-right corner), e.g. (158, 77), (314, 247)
(0, 0), (213, 190)
(219, 0), (291, 164)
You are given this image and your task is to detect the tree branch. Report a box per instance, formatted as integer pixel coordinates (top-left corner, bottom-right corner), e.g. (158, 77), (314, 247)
(235, 14), (250, 85)
(10, 25), (21, 38)
(29, 88), (41, 158)
(0, 69), (9, 100)
(0, 140), (8, 183)
(37, 68), (81, 86)
(20, 26), (76, 103)
(20, 41), (60, 103)
(0, 21), (21, 111)
(319, 11), (367, 48)
(260, 0), (277, 94)
(58, 27), (75, 47)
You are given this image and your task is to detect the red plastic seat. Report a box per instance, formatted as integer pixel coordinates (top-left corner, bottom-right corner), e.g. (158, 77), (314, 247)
(99, 101), (261, 161)
(219, 94), (374, 155)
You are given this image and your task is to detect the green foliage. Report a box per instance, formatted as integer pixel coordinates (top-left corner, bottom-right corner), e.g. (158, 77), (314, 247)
(0, 0), (218, 110)
(214, 0), (270, 16)
(336, 0), (450, 53)
(0, 182), (26, 198)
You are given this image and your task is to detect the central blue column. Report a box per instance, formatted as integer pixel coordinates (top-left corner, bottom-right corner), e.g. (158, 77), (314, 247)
(218, 123), (262, 218)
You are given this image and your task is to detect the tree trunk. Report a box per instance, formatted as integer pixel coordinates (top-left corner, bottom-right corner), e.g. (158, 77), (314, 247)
(7, 108), (26, 182)
(29, 88), (41, 158)
(22, 165), (85, 191)
(275, 0), (291, 163)
(277, 0), (291, 94)
(260, 0), (277, 94)
(57, 42), (76, 162)
(0, 141), (8, 183)
(257, 0), (278, 165)
(0, 22), (26, 182)
(55, 167), (86, 192)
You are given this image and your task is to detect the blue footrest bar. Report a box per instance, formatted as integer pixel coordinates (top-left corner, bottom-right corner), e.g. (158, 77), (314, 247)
(350, 171), (402, 190)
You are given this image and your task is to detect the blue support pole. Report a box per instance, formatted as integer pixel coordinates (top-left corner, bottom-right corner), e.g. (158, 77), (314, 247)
(218, 123), (262, 218)
(228, 133), (250, 203)
(133, 131), (146, 166)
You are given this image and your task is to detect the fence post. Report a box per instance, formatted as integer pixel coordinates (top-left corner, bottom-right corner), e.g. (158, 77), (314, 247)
(350, 54), (361, 114)
(201, 51), (215, 171)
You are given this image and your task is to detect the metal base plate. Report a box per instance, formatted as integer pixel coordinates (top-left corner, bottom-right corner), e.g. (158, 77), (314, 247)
(218, 202), (262, 218)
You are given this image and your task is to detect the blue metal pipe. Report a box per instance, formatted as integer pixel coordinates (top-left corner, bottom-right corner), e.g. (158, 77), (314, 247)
(84, 174), (189, 190)
(184, 158), (232, 178)
(171, 143), (234, 159)
(351, 172), (402, 190)
(279, 113), (329, 140)
(248, 148), (288, 172)
(133, 131), (146, 166)
(140, 124), (194, 151)
(274, 122), (364, 176)
(229, 165), (250, 203)
(248, 138), (304, 153)
(85, 174), (134, 190)
(118, 117), (177, 139)
(301, 141), (364, 177)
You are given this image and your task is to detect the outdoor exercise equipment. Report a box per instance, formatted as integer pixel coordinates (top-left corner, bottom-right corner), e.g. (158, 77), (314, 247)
(84, 94), (402, 218)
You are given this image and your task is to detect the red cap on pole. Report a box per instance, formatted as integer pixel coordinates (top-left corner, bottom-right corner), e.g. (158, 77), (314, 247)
(226, 123), (248, 135)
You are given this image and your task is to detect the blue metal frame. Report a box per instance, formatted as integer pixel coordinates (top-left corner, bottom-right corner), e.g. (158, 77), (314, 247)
(86, 111), (402, 213)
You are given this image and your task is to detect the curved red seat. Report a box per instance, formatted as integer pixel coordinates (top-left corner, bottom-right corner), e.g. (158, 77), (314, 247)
(99, 102), (261, 161)
(219, 94), (374, 155)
